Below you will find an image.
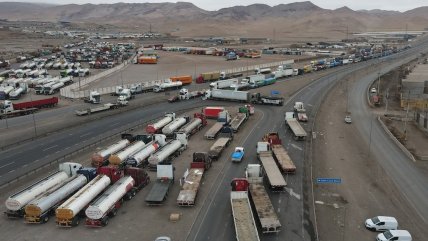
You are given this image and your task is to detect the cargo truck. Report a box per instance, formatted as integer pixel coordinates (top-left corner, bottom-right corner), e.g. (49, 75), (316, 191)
(204, 89), (284, 106)
(126, 135), (167, 167)
(272, 66), (294, 79)
(256, 142), (287, 191)
(208, 126), (234, 159)
(153, 81), (182, 92)
(230, 112), (248, 132)
(177, 113), (207, 138)
(170, 75), (192, 85)
(147, 133), (188, 170)
(285, 118), (307, 141)
(145, 165), (174, 205)
(4, 162), (83, 218)
(202, 106), (225, 119)
(204, 122), (224, 140)
(246, 164), (281, 233)
(0, 97), (58, 119)
(85, 167), (150, 227)
(24, 168), (97, 224)
(209, 78), (238, 89)
(230, 179), (260, 241)
(146, 113), (176, 134)
(262, 133), (296, 173)
(56, 174), (111, 227)
(162, 116), (189, 136)
(176, 152), (212, 206)
(195, 71), (221, 83)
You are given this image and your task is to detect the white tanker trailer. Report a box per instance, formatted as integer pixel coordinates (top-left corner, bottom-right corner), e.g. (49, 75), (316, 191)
(147, 133), (188, 170)
(177, 113), (207, 138)
(162, 116), (189, 135)
(146, 113), (175, 134)
(85, 176), (135, 227)
(56, 174), (111, 227)
(91, 139), (130, 167)
(4, 162), (82, 218)
(24, 168), (97, 224)
(127, 135), (167, 167)
(108, 141), (147, 165)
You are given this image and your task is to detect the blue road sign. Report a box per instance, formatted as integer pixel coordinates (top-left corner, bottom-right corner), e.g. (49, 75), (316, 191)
(316, 178), (342, 184)
(271, 90), (280, 95)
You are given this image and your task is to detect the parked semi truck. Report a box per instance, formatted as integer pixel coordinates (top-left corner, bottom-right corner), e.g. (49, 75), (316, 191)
(285, 117), (307, 141)
(208, 126), (234, 160)
(85, 167), (150, 227)
(246, 164), (281, 233)
(0, 97), (58, 119)
(209, 78), (238, 89)
(262, 133), (296, 173)
(147, 133), (188, 170)
(256, 142), (287, 191)
(204, 89), (284, 106)
(202, 106), (225, 119)
(176, 152), (212, 206)
(230, 178), (260, 241)
(126, 135), (167, 167)
(153, 81), (182, 92)
(272, 65), (294, 79)
(146, 113), (176, 134)
(145, 165), (174, 205)
(162, 116), (189, 136)
(24, 168), (97, 224)
(4, 162), (83, 218)
(91, 138), (131, 167)
(56, 174), (111, 227)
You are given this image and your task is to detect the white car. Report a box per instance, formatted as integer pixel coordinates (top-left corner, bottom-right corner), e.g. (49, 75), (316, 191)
(365, 216), (398, 231)
(155, 237), (171, 241)
(371, 87), (377, 93)
(344, 115), (352, 124)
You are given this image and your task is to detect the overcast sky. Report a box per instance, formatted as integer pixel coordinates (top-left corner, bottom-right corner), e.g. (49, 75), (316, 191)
(2, 0), (427, 12)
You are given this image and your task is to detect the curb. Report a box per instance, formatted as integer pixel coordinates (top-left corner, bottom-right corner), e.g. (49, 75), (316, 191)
(377, 116), (416, 162)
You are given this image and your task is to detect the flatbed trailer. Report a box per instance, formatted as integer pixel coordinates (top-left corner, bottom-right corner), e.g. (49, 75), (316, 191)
(176, 153), (211, 206)
(208, 137), (231, 160)
(257, 152), (287, 191)
(230, 113), (247, 132)
(145, 165), (174, 205)
(286, 118), (307, 141)
(230, 179), (260, 241)
(75, 103), (120, 116)
(246, 164), (281, 233)
(204, 122), (224, 139)
(271, 145), (296, 174)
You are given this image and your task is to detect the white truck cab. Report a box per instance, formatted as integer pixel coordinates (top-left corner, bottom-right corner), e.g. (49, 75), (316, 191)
(376, 230), (411, 241)
(365, 216), (398, 231)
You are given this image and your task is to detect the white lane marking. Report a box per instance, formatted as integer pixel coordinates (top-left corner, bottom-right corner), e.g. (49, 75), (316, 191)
(34, 159), (40, 163)
(80, 132), (92, 138)
(285, 187), (301, 200)
(110, 122), (120, 127)
(0, 161), (14, 169)
(291, 143), (303, 151)
(315, 201), (324, 205)
(23, 164), (28, 167)
(8, 170), (15, 173)
(43, 145), (58, 152)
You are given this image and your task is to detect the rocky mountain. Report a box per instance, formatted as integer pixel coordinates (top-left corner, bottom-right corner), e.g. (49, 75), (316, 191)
(0, 1), (427, 40)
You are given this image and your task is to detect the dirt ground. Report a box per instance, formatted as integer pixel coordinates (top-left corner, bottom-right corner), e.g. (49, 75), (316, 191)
(313, 74), (428, 241)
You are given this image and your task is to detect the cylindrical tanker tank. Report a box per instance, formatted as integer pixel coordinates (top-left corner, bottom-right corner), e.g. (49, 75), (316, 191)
(25, 175), (88, 222)
(108, 141), (146, 165)
(5, 171), (69, 213)
(127, 142), (160, 167)
(146, 114), (175, 134)
(148, 140), (182, 166)
(91, 139), (130, 166)
(181, 118), (202, 135)
(162, 117), (187, 135)
(56, 175), (111, 227)
(85, 176), (135, 220)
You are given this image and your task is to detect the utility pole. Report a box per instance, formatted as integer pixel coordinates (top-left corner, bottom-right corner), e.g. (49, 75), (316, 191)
(403, 90), (411, 140)
(384, 88), (389, 115)
(377, 72), (381, 94)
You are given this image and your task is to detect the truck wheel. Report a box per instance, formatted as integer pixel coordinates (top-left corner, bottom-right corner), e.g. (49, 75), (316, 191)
(71, 217), (80, 226)
(102, 217), (109, 226)
(111, 209), (118, 217)
(43, 216), (49, 223)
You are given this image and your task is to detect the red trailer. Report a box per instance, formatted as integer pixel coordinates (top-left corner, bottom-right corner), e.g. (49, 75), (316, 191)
(13, 97), (58, 110)
(202, 106), (225, 119)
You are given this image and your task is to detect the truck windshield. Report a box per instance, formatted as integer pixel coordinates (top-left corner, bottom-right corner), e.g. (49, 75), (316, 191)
(383, 231), (393, 239)
(371, 217), (380, 224)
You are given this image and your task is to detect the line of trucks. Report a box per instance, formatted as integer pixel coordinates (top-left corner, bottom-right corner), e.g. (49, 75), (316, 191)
(230, 132), (299, 240)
